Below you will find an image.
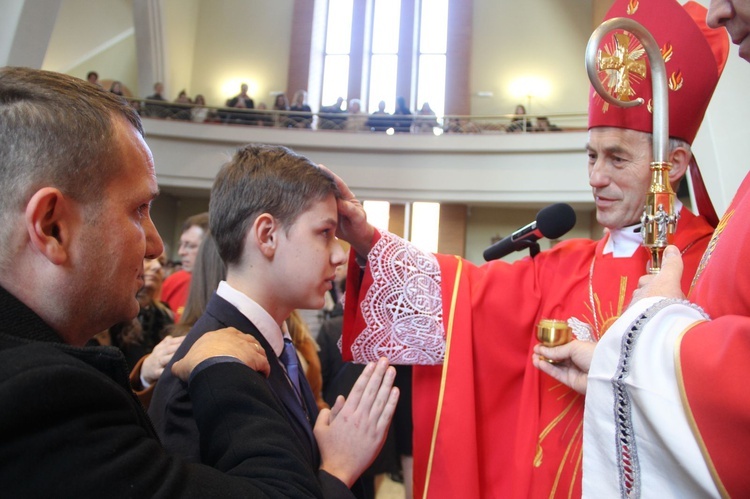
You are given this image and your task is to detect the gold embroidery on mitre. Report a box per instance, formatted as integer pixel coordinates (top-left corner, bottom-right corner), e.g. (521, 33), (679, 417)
(669, 70), (684, 91)
(597, 33), (647, 110)
(661, 42), (674, 63)
(627, 0), (639, 15)
(647, 99), (653, 113)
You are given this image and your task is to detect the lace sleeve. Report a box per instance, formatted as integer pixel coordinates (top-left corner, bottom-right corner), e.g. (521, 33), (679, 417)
(350, 231), (446, 365)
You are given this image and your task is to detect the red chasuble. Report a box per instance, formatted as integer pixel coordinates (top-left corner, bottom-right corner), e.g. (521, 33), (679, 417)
(678, 173), (750, 498)
(343, 207), (713, 498)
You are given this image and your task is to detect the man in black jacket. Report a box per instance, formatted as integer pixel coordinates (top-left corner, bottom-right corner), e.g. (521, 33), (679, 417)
(0, 67), (392, 497)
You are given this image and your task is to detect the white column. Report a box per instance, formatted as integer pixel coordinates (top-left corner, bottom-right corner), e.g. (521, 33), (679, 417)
(133, 0), (166, 97)
(0, 0), (62, 68)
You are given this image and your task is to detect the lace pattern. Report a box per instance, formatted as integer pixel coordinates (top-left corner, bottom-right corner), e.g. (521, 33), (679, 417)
(352, 231), (446, 365)
(611, 298), (709, 498)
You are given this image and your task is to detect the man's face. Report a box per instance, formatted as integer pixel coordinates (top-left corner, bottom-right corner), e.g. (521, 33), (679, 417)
(708, 0), (750, 61)
(587, 127), (653, 229)
(271, 196), (347, 311)
(74, 118), (163, 334)
(178, 225), (204, 273)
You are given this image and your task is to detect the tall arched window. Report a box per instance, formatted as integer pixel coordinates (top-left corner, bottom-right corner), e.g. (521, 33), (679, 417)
(290, 0), (469, 116)
(416, 0), (449, 117)
(321, 0), (354, 108)
(367, 0), (402, 113)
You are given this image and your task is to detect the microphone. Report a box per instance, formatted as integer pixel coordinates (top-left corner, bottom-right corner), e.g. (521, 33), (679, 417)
(483, 203), (577, 261)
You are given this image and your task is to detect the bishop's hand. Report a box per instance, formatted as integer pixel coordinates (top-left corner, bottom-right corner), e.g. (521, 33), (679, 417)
(318, 164), (375, 258)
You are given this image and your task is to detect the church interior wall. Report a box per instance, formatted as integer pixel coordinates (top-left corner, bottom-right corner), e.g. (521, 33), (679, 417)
(3, 0), (749, 264)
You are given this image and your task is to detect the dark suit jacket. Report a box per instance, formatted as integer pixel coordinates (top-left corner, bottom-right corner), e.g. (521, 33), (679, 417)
(0, 285), (323, 498)
(150, 292), (354, 498)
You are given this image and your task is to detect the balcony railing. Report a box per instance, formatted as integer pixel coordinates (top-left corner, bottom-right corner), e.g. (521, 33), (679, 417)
(131, 98), (587, 135)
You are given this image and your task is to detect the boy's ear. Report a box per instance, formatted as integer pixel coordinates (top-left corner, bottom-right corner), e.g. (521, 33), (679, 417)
(254, 213), (278, 258)
(24, 187), (72, 265)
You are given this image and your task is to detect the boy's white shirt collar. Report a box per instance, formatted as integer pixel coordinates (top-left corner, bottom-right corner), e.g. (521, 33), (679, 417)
(602, 199), (683, 258)
(216, 280), (288, 357)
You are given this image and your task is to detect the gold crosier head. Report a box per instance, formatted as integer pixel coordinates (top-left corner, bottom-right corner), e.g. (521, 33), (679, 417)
(597, 33), (647, 111)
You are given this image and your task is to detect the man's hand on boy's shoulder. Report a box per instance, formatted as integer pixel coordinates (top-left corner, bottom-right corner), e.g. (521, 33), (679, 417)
(171, 327), (270, 383)
(314, 357), (400, 488)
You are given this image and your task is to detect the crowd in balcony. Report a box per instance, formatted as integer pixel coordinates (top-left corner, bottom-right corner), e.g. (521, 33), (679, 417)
(88, 71), (564, 134)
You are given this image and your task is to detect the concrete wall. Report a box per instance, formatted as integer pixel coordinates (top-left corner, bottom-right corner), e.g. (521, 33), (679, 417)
(189, 0), (295, 107)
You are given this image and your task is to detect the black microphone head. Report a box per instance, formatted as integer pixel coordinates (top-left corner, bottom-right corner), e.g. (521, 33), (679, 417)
(536, 203), (576, 239)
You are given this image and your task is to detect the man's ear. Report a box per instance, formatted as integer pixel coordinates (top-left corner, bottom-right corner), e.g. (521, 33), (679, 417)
(24, 188), (72, 265)
(253, 213), (278, 258)
(668, 146), (691, 184)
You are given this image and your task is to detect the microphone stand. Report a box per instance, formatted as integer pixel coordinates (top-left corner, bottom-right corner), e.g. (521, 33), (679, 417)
(520, 240), (541, 258)
(585, 18), (678, 273)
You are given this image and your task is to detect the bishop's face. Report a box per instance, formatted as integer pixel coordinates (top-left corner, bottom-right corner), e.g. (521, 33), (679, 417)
(586, 127), (653, 230)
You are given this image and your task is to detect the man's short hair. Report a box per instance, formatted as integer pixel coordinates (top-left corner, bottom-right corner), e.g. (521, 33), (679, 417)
(0, 67), (143, 267)
(182, 212), (209, 234)
(209, 144), (340, 265)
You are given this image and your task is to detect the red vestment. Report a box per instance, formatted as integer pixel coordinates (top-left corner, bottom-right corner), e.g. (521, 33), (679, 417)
(343, 207), (713, 498)
(679, 172), (750, 497)
(161, 269), (191, 322)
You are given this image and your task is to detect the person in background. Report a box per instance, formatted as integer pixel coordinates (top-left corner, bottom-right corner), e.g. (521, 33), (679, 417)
(144, 82), (168, 118)
(534, 116), (561, 132)
(274, 92), (291, 127)
(506, 104), (533, 133)
(290, 89), (313, 128)
(412, 102), (439, 133)
(109, 80), (124, 97)
(226, 82), (254, 109)
(173, 90), (192, 120)
(224, 83), (255, 124)
(392, 96), (413, 133)
(254, 102), (275, 127)
(147, 82), (165, 101)
(320, 97), (347, 129)
(162, 212), (209, 322)
(366, 100), (391, 132)
(86, 70), (100, 86)
(190, 94), (210, 123)
(344, 99), (368, 131)
(130, 234), (225, 408)
(110, 257), (174, 369)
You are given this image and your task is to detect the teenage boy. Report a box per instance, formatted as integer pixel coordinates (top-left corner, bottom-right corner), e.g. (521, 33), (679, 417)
(150, 144), (399, 498)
